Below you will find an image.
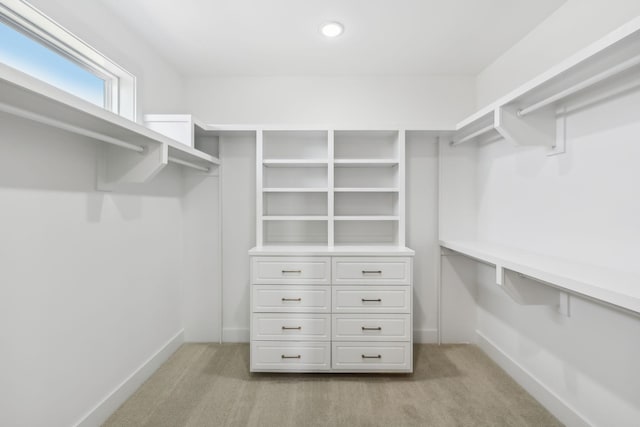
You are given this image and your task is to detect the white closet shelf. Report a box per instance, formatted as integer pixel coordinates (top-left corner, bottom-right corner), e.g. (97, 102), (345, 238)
(263, 159), (328, 167)
(0, 64), (219, 185)
(334, 216), (399, 221)
(440, 240), (640, 315)
(334, 188), (400, 193)
(451, 16), (640, 150)
(334, 159), (399, 167)
(263, 187), (328, 192)
(262, 216), (329, 221)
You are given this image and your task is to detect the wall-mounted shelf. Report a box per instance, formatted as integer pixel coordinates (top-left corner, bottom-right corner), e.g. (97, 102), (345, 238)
(440, 240), (640, 316)
(0, 64), (220, 190)
(450, 17), (640, 154)
(334, 159), (398, 167)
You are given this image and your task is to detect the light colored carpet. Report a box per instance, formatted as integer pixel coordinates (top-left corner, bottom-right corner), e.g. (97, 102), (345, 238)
(104, 344), (562, 427)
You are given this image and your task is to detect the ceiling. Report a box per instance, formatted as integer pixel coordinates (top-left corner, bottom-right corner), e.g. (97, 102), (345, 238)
(99, 0), (565, 77)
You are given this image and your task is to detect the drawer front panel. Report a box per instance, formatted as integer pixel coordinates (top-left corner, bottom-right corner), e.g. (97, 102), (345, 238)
(332, 257), (412, 285)
(252, 257), (331, 285)
(251, 341), (331, 372)
(332, 314), (411, 341)
(252, 313), (330, 341)
(332, 342), (411, 371)
(252, 286), (330, 313)
(333, 286), (411, 313)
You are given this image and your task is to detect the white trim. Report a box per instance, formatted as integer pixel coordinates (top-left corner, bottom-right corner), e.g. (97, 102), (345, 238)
(413, 328), (438, 343)
(73, 329), (184, 427)
(223, 327), (250, 342)
(476, 330), (592, 427)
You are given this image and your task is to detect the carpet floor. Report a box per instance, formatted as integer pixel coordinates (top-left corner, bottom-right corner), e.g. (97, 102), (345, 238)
(103, 343), (561, 427)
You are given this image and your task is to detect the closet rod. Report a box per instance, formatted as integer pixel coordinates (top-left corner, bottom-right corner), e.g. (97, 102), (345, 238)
(0, 102), (145, 153)
(518, 54), (640, 117)
(168, 156), (210, 172)
(451, 124), (494, 146)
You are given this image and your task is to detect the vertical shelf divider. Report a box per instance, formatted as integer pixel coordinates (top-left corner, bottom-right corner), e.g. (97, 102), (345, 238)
(398, 130), (406, 247)
(328, 130), (335, 247)
(256, 129), (263, 247)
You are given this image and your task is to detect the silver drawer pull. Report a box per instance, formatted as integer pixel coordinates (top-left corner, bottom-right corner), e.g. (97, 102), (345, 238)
(361, 354), (382, 359)
(281, 354), (301, 359)
(282, 326), (302, 330)
(362, 326), (382, 331)
(282, 270), (302, 274)
(281, 297), (302, 302)
(361, 298), (382, 302)
(362, 270), (382, 275)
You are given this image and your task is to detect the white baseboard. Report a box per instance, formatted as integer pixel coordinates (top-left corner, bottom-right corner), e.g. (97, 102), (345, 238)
(414, 328), (438, 343)
(74, 329), (184, 427)
(476, 330), (592, 427)
(223, 327), (250, 342)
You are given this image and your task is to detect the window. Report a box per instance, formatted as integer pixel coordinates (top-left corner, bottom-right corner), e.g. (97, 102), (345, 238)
(0, 0), (136, 120)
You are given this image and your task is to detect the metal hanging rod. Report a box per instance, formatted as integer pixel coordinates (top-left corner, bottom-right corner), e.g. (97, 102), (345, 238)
(0, 102), (145, 153)
(168, 156), (210, 172)
(518, 53), (640, 117)
(451, 124), (495, 146)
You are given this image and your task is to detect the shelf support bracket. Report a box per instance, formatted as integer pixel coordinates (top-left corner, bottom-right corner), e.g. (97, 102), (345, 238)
(500, 269), (570, 317)
(97, 142), (168, 191)
(495, 106), (556, 151)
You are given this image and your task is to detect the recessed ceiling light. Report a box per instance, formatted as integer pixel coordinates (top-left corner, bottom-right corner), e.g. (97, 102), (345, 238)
(320, 22), (344, 38)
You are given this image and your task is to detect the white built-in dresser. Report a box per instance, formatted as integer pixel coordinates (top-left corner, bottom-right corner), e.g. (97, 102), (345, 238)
(249, 129), (415, 373)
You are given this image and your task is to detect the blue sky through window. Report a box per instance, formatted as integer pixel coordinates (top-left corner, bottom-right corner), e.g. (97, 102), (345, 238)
(0, 21), (105, 106)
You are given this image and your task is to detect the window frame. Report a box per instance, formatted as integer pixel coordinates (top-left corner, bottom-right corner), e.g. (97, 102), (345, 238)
(0, 0), (136, 120)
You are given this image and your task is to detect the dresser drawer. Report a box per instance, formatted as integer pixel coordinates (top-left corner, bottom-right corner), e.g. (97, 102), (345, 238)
(333, 286), (411, 313)
(251, 341), (331, 372)
(252, 285), (330, 313)
(252, 313), (330, 341)
(332, 314), (411, 341)
(252, 257), (331, 285)
(332, 257), (412, 285)
(332, 342), (412, 372)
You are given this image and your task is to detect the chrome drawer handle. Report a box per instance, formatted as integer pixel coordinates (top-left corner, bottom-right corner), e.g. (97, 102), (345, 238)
(281, 297), (302, 302)
(361, 298), (382, 302)
(282, 326), (302, 330)
(281, 354), (301, 359)
(361, 354), (382, 359)
(362, 326), (382, 331)
(282, 270), (302, 274)
(362, 270), (382, 275)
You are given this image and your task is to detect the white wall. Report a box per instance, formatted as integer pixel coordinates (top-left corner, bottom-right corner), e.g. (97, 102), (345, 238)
(476, 0), (640, 107)
(186, 77), (474, 343)
(187, 75), (475, 129)
(0, 2), (207, 426)
(454, 8), (640, 424)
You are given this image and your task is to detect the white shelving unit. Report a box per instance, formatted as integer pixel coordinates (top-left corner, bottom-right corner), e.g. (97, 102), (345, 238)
(449, 17), (640, 155)
(0, 64), (220, 190)
(256, 129), (406, 248)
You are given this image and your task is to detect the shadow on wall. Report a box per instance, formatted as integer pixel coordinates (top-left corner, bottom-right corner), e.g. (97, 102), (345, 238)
(0, 112), (188, 223)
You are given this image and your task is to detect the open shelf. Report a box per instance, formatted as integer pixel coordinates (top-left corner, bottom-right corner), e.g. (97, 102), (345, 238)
(450, 17), (640, 153)
(263, 159), (328, 168)
(334, 159), (398, 167)
(263, 187), (328, 192)
(440, 240), (640, 315)
(0, 64), (219, 189)
(262, 216), (329, 221)
(334, 216), (399, 221)
(334, 187), (399, 193)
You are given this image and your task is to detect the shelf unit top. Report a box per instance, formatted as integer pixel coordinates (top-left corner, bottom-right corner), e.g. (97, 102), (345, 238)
(249, 245), (415, 256)
(440, 240), (640, 315)
(0, 64), (219, 168)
